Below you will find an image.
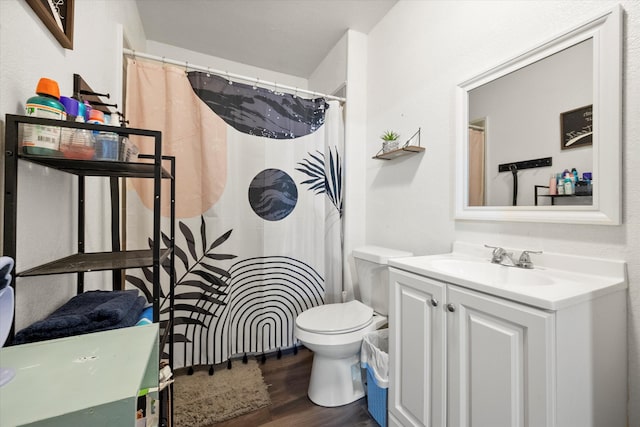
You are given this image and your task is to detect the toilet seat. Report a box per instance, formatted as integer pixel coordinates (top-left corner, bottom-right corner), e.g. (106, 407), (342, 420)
(296, 300), (373, 334)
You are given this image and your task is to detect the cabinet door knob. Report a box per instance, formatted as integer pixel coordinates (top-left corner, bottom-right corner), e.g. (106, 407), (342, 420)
(430, 298), (439, 307)
(446, 303), (456, 312)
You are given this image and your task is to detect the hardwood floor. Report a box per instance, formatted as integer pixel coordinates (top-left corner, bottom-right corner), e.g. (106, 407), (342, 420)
(211, 348), (379, 427)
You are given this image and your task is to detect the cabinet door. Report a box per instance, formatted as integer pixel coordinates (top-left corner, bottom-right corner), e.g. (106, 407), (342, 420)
(447, 285), (554, 427)
(389, 268), (446, 427)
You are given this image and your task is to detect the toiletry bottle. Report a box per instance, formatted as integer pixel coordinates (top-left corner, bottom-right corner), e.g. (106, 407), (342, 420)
(557, 173), (564, 195)
(583, 172), (593, 195)
(89, 110), (119, 161)
(83, 101), (92, 122)
(564, 174), (573, 195)
(22, 77), (66, 156)
(59, 96), (78, 151)
(548, 174), (557, 195)
(60, 97), (95, 160)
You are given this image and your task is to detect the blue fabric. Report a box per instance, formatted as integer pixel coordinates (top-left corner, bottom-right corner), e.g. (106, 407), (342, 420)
(136, 306), (153, 326)
(14, 290), (145, 344)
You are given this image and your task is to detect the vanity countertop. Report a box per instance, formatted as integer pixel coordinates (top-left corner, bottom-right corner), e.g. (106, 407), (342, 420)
(389, 242), (627, 311)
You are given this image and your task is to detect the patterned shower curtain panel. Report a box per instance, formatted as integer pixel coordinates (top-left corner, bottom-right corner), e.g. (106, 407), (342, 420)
(188, 73), (328, 139)
(125, 61), (343, 369)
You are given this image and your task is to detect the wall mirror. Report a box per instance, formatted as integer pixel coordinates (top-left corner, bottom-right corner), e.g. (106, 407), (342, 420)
(455, 5), (621, 225)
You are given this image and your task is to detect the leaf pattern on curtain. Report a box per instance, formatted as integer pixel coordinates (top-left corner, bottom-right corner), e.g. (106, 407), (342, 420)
(188, 72), (329, 139)
(125, 216), (236, 359)
(125, 216), (325, 366)
(295, 148), (343, 216)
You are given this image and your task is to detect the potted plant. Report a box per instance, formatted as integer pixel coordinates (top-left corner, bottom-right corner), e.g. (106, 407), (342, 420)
(380, 130), (400, 153)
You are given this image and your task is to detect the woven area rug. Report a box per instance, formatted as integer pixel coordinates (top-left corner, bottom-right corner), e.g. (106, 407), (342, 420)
(173, 360), (271, 426)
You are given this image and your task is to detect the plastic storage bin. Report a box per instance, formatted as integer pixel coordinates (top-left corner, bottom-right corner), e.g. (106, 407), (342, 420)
(361, 328), (389, 427)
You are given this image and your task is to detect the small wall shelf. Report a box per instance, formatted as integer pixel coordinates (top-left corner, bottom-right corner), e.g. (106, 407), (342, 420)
(373, 128), (425, 160)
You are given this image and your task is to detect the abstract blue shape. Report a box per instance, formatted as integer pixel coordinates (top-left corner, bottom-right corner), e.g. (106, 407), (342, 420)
(248, 169), (298, 221)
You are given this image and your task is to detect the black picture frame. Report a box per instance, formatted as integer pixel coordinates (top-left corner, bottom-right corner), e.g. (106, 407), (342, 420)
(26, 0), (74, 50)
(560, 104), (592, 150)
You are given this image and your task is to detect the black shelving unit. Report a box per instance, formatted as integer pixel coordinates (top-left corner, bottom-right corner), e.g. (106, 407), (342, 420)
(3, 113), (175, 426)
(534, 184), (593, 206)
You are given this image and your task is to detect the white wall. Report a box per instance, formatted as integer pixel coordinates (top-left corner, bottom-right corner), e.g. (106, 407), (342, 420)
(308, 32), (348, 96)
(0, 0), (146, 329)
(343, 30), (369, 300)
(366, 0), (640, 424)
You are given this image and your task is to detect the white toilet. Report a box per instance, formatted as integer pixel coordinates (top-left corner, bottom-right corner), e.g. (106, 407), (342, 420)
(294, 246), (412, 407)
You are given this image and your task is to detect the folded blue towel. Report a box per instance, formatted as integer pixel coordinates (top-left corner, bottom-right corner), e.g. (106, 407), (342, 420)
(14, 290), (146, 344)
(87, 290), (142, 324)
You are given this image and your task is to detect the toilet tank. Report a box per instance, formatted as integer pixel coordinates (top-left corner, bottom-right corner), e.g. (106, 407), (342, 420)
(353, 246), (413, 316)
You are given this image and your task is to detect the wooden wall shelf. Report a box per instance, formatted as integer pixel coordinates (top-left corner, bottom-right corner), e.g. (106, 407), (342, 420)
(373, 128), (425, 160)
(374, 145), (425, 160)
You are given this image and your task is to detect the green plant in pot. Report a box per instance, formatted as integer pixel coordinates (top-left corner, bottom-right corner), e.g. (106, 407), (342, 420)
(380, 130), (400, 153)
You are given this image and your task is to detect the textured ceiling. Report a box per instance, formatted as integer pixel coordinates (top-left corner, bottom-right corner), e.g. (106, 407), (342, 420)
(135, 0), (397, 78)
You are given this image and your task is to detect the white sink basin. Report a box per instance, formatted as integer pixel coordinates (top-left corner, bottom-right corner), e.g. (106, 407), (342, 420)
(427, 258), (556, 287)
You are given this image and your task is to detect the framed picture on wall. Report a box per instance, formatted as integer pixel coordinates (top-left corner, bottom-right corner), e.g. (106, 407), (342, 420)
(26, 0), (74, 50)
(560, 104), (593, 150)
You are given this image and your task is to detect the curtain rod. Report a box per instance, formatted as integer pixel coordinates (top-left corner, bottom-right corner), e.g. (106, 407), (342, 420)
(123, 48), (346, 103)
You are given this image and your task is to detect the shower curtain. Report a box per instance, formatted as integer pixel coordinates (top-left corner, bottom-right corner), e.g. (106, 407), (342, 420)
(125, 58), (344, 369)
(468, 127), (485, 206)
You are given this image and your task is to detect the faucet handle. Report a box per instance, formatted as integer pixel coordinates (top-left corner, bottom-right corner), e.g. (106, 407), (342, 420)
(484, 244), (507, 263)
(518, 250), (542, 269)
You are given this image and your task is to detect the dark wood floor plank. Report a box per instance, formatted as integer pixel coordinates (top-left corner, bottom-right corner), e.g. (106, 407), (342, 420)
(212, 347), (379, 427)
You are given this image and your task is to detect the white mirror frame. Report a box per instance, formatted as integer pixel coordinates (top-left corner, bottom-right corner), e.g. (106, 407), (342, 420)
(455, 5), (622, 225)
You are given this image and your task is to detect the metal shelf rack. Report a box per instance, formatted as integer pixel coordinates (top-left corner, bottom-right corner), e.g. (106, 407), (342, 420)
(3, 113), (175, 426)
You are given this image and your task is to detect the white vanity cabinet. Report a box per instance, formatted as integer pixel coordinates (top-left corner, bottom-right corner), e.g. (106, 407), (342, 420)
(388, 269), (446, 427)
(446, 284), (553, 427)
(388, 266), (627, 427)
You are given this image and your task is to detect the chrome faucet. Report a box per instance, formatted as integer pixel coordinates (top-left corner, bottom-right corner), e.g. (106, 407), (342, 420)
(484, 245), (542, 269)
(517, 250), (543, 269)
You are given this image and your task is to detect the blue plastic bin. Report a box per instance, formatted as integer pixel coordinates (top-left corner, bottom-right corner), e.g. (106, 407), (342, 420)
(361, 329), (389, 427)
(366, 365), (388, 427)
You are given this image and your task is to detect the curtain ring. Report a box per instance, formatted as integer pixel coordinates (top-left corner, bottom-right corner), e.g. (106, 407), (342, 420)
(161, 56), (166, 68)
(273, 82), (278, 93)
(252, 78), (259, 90)
(206, 67), (211, 78)
(226, 71), (233, 85)
(293, 87), (298, 98)
(185, 61), (189, 75)
(132, 49), (136, 64)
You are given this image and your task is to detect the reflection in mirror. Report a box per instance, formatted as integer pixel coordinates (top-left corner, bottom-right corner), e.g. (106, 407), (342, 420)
(455, 5), (622, 225)
(468, 39), (592, 207)
(468, 119), (486, 206)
